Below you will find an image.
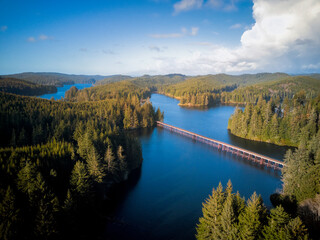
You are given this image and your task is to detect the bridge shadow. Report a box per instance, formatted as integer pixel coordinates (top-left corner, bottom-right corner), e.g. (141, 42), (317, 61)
(160, 126), (282, 177)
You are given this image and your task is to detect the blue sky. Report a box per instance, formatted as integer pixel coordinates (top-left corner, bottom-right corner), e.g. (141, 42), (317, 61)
(0, 0), (319, 75)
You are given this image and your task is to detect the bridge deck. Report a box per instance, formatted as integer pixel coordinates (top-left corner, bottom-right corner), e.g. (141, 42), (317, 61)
(156, 121), (285, 168)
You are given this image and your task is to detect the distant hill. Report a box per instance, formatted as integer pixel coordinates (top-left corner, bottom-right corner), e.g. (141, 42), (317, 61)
(222, 75), (320, 104)
(64, 74), (187, 102)
(0, 77), (57, 96)
(95, 75), (133, 85)
(2, 72), (108, 86)
(65, 80), (151, 102)
(160, 73), (289, 98)
(130, 74), (187, 89)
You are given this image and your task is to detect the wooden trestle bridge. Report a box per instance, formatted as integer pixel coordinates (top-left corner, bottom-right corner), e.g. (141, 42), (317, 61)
(156, 121), (285, 170)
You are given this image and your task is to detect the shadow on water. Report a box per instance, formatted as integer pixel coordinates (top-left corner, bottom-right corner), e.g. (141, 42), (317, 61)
(107, 168), (142, 212)
(103, 94), (288, 240)
(228, 130), (296, 161)
(157, 127), (281, 178)
(102, 167), (152, 240)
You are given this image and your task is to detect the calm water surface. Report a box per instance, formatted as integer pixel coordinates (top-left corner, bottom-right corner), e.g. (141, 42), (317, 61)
(39, 83), (92, 100)
(105, 94), (291, 240)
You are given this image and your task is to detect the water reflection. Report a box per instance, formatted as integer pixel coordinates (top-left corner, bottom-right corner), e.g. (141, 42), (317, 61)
(104, 94), (286, 240)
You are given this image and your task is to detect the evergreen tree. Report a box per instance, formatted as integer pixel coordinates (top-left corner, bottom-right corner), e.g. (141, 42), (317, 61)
(70, 161), (91, 198)
(238, 192), (267, 240)
(262, 205), (290, 239)
(104, 145), (117, 176)
(86, 147), (105, 183)
(17, 160), (38, 201)
(0, 186), (20, 240)
(196, 182), (225, 239)
(117, 145), (127, 173)
(219, 180), (238, 239)
(34, 197), (58, 240)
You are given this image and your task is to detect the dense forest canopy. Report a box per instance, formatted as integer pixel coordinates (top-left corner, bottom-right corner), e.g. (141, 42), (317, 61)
(196, 181), (309, 240)
(226, 93), (320, 238)
(0, 77), (57, 96)
(0, 83), (163, 239)
(228, 93), (320, 146)
(221, 76), (320, 104)
(64, 80), (152, 102)
(1, 71), (319, 239)
(1, 72), (108, 86)
(158, 73), (293, 106)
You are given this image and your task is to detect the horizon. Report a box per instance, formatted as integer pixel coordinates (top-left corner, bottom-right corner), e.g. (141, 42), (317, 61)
(2, 71), (320, 78)
(1, 0), (320, 75)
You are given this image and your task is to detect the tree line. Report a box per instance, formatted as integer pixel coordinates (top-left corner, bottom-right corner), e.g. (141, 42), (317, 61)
(0, 77), (57, 96)
(0, 90), (163, 239)
(224, 92), (320, 238)
(159, 75), (320, 107)
(196, 181), (309, 240)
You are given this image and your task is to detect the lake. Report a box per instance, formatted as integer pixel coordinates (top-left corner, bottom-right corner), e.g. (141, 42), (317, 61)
(104, 93), (290, 240)
(39, 83), (93, 100)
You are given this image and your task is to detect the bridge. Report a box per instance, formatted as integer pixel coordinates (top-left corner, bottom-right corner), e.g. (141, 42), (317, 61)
(156, 121), (285, 170)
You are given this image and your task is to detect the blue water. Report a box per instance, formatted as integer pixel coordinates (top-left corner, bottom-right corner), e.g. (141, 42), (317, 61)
(39, 83), (93, 100)
(105, 94), (289, 240)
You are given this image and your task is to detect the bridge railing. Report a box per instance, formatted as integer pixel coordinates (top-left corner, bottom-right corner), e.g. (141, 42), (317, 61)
(156, 121), (285, 169)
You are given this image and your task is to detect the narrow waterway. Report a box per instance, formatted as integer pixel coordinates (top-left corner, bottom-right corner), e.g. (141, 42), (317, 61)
(39, 83), (92, 100)
(105, 93), (291, 240)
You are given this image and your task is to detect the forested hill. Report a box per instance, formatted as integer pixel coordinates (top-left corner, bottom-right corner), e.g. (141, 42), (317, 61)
(0, 90), (163, 239)
(221, 75), (320, 104)
(2, 72), (108, 86)
(158, 73), (290, 106)
(65, 80), (152, 101)
(0, 77), (57, 96)
(95, 74), (133, 85)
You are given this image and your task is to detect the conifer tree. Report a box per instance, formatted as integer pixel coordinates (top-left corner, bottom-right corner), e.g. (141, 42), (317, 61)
(17, 160), (38, 201)
(117, 145), (127, 173)
(238, 192), (267, 240)
(104, 145), (117, 176)
(86, 147), (105, 183)
(196, 182), (225, 239)
(262, 205), (290, 239)
(220, 180), (238, 239)
(0, 186), (20, 240)
(70, 161), (91, 198)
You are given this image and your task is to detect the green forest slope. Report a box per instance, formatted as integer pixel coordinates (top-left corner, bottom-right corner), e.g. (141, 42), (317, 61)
(0, 77), (57, 96)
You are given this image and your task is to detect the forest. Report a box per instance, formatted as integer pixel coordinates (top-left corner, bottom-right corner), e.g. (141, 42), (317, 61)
(157, 74), (320, 107)
(0, 77), (57, 96)
(0, 84), (163, 239)
(196, 181), (309, 240)
(1, 72), (319, 239)
(222, 91), (320, 239)
(1, 72), (112, 86)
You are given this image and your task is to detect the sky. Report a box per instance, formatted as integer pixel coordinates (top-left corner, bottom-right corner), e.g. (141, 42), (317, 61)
(0, 0), (320, 76)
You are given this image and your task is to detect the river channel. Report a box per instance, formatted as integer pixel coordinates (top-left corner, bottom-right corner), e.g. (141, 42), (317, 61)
(104, 93), (291, 240)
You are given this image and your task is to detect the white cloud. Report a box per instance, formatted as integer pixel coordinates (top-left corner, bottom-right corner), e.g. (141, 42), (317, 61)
(205, 0), (238, 11)
(150, 0), (320, 74)
(27, 34), (52, 42)
(174, 0), (203, 14)
(149, 46), (162, 52)
(230, 23), (242, 29)
(1, 26), (7, 32)
(39, 34), (48, 40)
(191, 27), (199, 36)
(102, 49), (115, 55)
(27, 37), (36, 42)
(150, 33), (183, 39)
(150, 27), (199, 39)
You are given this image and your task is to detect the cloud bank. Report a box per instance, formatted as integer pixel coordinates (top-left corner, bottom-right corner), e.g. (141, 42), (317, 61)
(153, 0), (320, 74)
(174, 0), (238, 14)
(150, 27), (199, 38)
